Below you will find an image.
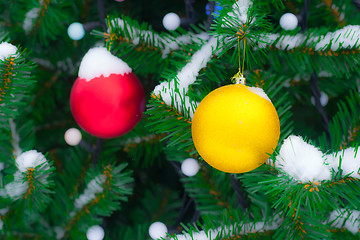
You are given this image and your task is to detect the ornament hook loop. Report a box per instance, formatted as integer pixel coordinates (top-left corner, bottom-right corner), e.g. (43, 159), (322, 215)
(231, 72), (246, 85)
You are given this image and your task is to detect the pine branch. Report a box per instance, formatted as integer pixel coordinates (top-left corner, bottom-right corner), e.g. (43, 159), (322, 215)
(230, 175), (249, 211)
(0, 49), (36, 129)
(318, 90), (360, 151)
(24, 0), (70, 45)
(0, 153), (55, 217)
(240, 160), (360, 238)
(246, 71), (294, 144)
(100, 120), (165, 168)
(64, 163), (133, 239)
(319, 0), (346, 26)
(100, 15), (208, 77)
(146, 94), (194, 157)
(129, 184), (182, 229)
(171, 212), (281, 239)
(0, 128), (12, 163)
(181, 165), (243, 217)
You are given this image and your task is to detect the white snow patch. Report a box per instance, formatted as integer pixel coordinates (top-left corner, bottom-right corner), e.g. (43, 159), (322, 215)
(0, 42), (17, 61)
(328, 209), (360, 234)
(153, 37), (218, 118)
(0, 207), (9, 215)
(225, 0), (252, 26)
(0, 150), (50, 200)
(247, 86), (271, 102)
(9, 119), (22, 158)
(326, 147), (360, 179)
(275, 135), (360, 182)
(0, 172), (28, 199)
(275, 34), (306, 50)
(0, 207), (9, 230)
(111, 18), (162, 46)
(315, 25), (360, 51)
(54, 226), (65, 239)
(23, 7), (41, 34)
(112, 18), (209, 58)
(256, 33), (279, 49)
(15, 150), (48, 172)
(318, 71), (332, 77)
(162, 32), (209, 58)
(33, 58), (54, 69)
(257, 25), (360, 52)
(175, 216), (281, 240)
(74, 175), (106, 209)
(78, 47), (132, 81)
(275, 135), (332, 182)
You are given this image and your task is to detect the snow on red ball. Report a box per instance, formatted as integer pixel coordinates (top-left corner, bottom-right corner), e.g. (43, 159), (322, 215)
(70, 72), (145, 138)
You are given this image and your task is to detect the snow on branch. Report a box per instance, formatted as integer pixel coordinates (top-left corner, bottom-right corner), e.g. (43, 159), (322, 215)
(0, 42), (18, 60)
(153, 37), (218, 118)
(9, 119), (22, 158)
(172, 208), (360, 239)
(275, 135), (360, 183)
(0, 150), (50, 199)
(223, 0), (252, 26)
(110, 18), (210, 58)
(23, 6), (41, 34)
(151, 0), (253, 118)
(0, 172), (28, 199)
(73, 175), (106, 210)
(15, 150), (49, 172)
(174, 216), (281, 240)
(328, 209), (360, 234)
(258, 25), (360, 51)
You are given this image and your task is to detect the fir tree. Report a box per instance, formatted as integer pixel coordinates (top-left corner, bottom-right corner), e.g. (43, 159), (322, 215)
(1, 0), (360, 239)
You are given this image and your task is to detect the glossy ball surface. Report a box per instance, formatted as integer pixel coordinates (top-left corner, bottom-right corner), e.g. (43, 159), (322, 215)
(70, 73), (145, 138)
(191, 84), (280, 173)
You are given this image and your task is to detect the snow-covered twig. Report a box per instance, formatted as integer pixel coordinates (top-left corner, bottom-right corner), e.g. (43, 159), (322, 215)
(111, 18), (210, 58)
(328, 209), (360, 234)
(258, 25), (360, 51)
(0, 42), (18, 60)
(9, 119), (22, 158)
(174, 215), (281, 240)
(73, 175), (106, 210)
(275, 135), (360, 183)
(0, 150), (50, 199)
(153, 37), (218, 118)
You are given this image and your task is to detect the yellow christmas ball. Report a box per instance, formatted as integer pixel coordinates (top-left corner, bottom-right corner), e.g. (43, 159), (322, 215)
(191, 84), (280, 173)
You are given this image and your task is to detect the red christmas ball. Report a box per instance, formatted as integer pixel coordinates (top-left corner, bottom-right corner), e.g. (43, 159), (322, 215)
(70, 73), (145, 138)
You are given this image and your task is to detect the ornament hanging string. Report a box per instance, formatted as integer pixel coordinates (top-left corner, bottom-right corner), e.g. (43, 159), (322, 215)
(232, 25), (246, 85)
